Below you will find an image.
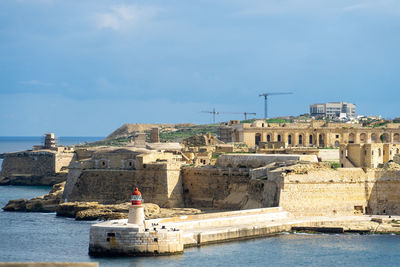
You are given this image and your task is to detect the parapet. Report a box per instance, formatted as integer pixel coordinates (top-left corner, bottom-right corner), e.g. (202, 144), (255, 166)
(89, 219), (183, 256)
(215, 154), (317, 169)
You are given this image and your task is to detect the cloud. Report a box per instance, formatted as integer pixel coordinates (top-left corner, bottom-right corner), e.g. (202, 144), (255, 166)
(232, 0), (400, 17)
(94, 4), (160, 31)
(14, 0), (54, 4)
(19, 80), (53, 86)
(343, 3), (370, 11)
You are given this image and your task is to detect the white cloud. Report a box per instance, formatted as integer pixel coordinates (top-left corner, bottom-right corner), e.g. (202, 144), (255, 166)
(233, 0), (400, 17)
(19, 80), (53, 86)
(343, 3), (370, 11)
(94, 5), (160, 31)
(14, 0), (54, 4)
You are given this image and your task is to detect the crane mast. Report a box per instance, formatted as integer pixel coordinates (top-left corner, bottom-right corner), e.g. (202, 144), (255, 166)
(259, 92), (293, 119)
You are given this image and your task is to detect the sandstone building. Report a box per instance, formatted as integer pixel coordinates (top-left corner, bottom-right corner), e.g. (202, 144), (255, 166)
(0, 133), (75, 185)
(60, 147), (400, 217)
(220, 120), (400, 147)
(340, 143), (400, 168)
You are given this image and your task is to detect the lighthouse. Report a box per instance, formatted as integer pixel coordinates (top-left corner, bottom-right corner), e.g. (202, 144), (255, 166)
(128, 187), (145, 227)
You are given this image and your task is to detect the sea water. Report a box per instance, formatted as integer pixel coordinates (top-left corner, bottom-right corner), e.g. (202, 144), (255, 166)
(1, 138), (400, 266)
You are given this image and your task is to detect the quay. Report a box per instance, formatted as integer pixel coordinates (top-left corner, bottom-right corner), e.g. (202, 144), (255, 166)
(89, 203), (399, 256)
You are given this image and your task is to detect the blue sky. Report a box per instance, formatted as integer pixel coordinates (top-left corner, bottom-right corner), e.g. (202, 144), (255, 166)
(1, 0), (400, 136)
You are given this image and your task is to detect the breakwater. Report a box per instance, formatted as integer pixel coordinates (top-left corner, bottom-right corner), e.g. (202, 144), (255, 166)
(89, 207), (400, 256)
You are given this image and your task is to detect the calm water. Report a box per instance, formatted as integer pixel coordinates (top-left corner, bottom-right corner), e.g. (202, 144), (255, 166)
(1, 138), (400, 266)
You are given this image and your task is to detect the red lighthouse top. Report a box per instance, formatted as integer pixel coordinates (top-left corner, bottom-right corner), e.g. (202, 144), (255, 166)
(131, 187), (142, 205)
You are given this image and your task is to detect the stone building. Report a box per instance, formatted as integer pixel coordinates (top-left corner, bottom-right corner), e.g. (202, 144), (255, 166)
(340, 143), (400, 168)
(220, 120), (400, 148)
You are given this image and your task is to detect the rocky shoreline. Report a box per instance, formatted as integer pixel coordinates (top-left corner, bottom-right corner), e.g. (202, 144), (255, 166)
(3, 183), (400, 235)
(0, 174), (67, 186)
(2, 182), (202, 220)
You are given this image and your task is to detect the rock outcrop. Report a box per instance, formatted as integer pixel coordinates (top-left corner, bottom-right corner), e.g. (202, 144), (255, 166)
(0, 173), (67, 186)
(3, 182), (65, 212)
(56, 202), (201, 221)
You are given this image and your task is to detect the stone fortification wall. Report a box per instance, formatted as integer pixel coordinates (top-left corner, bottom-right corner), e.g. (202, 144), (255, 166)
(54, 152), (75, 172)
(276, 166), (400, 216)
(0, 150), (74, 185)
(181, 166), (278, 210)
(276, 167), (371, 216)
(216, 154), (317, 169)
(64, 162), (183, 208)
(1, 151), (56, 177)
(370, 170), (400, 215)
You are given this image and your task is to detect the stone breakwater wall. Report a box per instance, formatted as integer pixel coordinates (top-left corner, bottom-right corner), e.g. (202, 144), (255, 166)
(89, 207), (400, 257)
(89, 207), (285, 256)
(89, 221), (183, 256)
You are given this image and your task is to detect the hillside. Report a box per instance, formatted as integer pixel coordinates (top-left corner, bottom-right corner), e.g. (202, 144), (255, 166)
(105, 123), (194, 140)
(81, 123), (220, 147)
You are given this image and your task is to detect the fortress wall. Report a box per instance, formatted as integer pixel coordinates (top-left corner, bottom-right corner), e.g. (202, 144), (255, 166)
(368, 170), (400, 215)
(54, 152), (75, 172)
(64, 163), (183, 208)
(181, 167), (278, 210)
(0, 152), (56, 177)
(278, 168), (400, 216)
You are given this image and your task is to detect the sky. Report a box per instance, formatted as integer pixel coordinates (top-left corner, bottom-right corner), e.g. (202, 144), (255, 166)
(1, 0), (400, 136)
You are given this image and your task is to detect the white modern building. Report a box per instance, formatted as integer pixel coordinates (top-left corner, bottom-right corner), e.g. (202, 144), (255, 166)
(310, 102), (356, 118)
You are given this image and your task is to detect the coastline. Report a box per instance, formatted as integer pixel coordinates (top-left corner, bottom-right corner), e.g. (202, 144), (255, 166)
(89, 207), (400, 256)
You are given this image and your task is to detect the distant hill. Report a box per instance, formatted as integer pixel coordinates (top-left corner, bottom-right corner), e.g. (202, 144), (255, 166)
(105, 123), (196, 140)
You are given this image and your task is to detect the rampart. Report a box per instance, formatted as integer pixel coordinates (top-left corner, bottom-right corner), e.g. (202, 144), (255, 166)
(62, 149), (400, 217)
(64, 162), (183, 208)
(0, 150), (74, 185)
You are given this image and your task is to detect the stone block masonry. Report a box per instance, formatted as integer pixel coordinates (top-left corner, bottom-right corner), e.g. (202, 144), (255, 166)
(89, 220), (183, 256)
(90, 207), (399, 257)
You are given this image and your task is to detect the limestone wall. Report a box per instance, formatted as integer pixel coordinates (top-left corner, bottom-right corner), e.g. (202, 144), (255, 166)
(55, 152), (75, 172)
(277, 167), (400, 216)
(64, 162), (183, 208)
(181, 166), (278, 210)
(1, 151), (56, 177)
(369, 170), (400, 214)
(216, 154), (302, 168)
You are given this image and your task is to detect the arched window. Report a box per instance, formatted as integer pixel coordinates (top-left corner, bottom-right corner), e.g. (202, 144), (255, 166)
(278, 135), (281, 142)
(349, 133), (355, 143)
(299, 135), (303, 145)
(309, 135), (313, 145)
(288, 135), (292, 145)
(267, 134), (271, 142)
(255, 133), (261, 146)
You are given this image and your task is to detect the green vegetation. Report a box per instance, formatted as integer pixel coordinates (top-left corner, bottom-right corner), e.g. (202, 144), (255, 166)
(77, 136), (132, 147)
(211, 153), (222, 159)
(266, 118), (292, 123)
(330, 162), (340, 169)
(240, 119), (256, 123)
(159, 124), (219, 142)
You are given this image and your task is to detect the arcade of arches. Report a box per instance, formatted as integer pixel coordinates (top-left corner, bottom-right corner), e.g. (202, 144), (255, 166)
(241, 128), (400, 147)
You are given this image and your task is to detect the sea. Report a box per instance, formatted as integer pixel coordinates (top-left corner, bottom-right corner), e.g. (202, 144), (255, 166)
(1, 137), (400, 266)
